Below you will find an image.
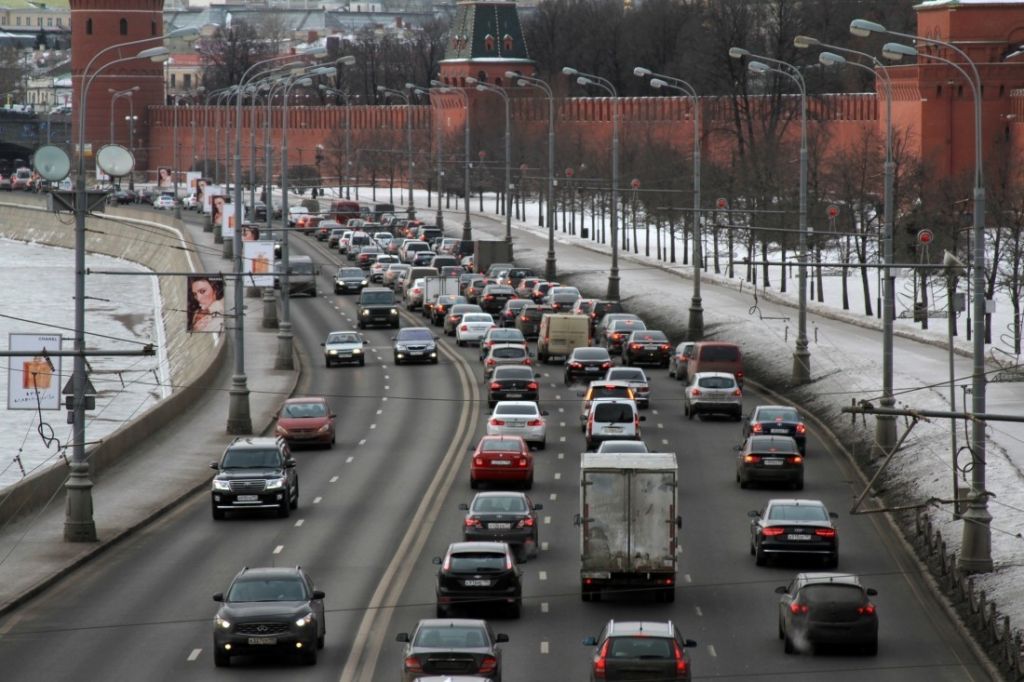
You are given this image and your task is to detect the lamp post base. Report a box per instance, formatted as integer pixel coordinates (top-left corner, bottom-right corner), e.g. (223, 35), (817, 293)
(607, 274), (621, 301)
(545, 252), (557, 282)
(687, 298), (704, 341)
(226, 376), (252, 435)
(213, 224), (223, 243)
(222, 238), (233, 260)
(461, 221), (472, 243)
(958, 499), (993, 573)
(436, 211), (444, 231)
(872, 405), (898, 457)
(274, 323), (295, 371)
(791, 348), (811, 385)
(262, 288), (278, 329)
(203, 214), (213, 233)
(63, 463), (97, 542)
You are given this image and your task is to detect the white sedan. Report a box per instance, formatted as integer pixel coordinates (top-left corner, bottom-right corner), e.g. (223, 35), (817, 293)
(455, 312), (496, 347)
(486, 401), (547, 449)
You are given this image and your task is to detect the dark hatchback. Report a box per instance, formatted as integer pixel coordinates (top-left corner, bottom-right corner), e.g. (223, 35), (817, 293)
(431, 294), (468, 326)
(622, 329), (672, 367)
(564, 347), (613, 385)
(514, 303), (552, 339)
(583, 620), (697, 682)
(444, 303), (484, 336)
(434, 542), (522, 618)
(498, 298), (530, 328)
(396, 618), (507, 682)
(750, 499), (839, 568)
(210, 437), (298, 519)
(334, 266), (366, 295)
(737, 435), (804, 490)
(776, 573), (879, 656)
(744, 405), (808, 454)
(212, 566), (325, 667)
(479, 284), (517, 315)
(488, 365), (540, 407)
(460, 491), (542, 560)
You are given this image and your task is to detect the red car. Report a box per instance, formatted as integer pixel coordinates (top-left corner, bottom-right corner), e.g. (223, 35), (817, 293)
(470, 435), (533, 489)
(275, 397), (335, 448)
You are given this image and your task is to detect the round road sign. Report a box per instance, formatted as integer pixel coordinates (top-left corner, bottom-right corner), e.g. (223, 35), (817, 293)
(716, 197), (728, 210)
(918, 229), (934, 245)
(565, 167), (574, 178)
(827, 204), (840, 219)
(631, 178), (641, 190)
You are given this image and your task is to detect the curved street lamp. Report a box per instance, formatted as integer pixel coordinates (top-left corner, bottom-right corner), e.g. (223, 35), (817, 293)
(466, 77), (512, 243)
(430, 80), (473, 242)
(377, 85), (416, 220)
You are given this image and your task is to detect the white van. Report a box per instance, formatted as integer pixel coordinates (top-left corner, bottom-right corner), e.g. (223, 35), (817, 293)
(584, 398), (645, 450)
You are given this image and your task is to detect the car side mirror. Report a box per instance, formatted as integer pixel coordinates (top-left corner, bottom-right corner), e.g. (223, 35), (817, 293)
(683, 639), (698, 648)
(390, 336), (396, 341)
(458, 503), (469, 511)
(312, 590), (326, 600)
(285, 459), (296, 468)
(573, 513), (581, 526)
(639, 416), (647, 422)
(432, 556), (442, 565)
(866, 588), (878, 596)
(748, 510), (761, 518)
(829, 512), (839, 519)
(434, 335), (440, 341)
(329, 414), (337, 419)
(582, 636), (598, 646)
(533, 503), (544, 511)
(774, 586), (788, 595)
(320, 342), (326, 347)
(363, 340), (369, 345)
(395, 633), (410, 643)
(209, 462), (219, 470)
(212, 592), (224, 602)
(541, 410), (549, 416)
(495, 633), (509, 643)
(535, 374), (542, 379)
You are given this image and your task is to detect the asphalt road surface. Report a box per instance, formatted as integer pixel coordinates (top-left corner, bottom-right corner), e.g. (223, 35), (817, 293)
(0, 212), (992, 681)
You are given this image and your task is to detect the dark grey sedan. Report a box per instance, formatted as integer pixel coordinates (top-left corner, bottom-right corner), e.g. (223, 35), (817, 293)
(396, 618), (507, 682)
(750, 499), (839, 568)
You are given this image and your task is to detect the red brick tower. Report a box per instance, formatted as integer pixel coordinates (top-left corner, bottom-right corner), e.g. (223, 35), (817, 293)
(70, 0), (165, 170)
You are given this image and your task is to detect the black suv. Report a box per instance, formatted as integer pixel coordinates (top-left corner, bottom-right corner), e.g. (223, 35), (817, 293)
(210, 437), (299, 519)
(212, 566), (326, 667)
(434, 541), (522, 618)
(357, 287), (400, 329)
(582, 620), (697, 681)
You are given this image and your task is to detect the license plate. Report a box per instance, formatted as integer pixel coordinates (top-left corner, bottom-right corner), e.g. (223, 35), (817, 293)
(508, 420), (525, 427)
(788, 534), (812, 541)
(763, 458), (784, 466)
(605, 426), (622, 432)
(506, 393), (522, 399)
(771, 428), (789, 434)
(463, 579), (491, 587)
(248, 637), (277, 646)
(489, 522), (512, 529)
(492, 460), (511, 466)
(585, 366), (599, 372)
(236, 495), (259, 502)
(411, 351), (423, 356)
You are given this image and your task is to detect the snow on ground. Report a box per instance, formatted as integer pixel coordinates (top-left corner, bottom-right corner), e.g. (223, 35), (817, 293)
(0, 239), (166, 491)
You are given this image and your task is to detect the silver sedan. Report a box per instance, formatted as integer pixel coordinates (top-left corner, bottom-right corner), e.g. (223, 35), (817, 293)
(486, 401), (547, 449)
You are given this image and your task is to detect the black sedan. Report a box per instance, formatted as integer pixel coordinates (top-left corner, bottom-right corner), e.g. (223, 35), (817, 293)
(460, 491), (542, 561)
(396, 618), (507, 682)
(744, 405), (808, 454)
(514, 303), (552, 339)
(444, 303), (484, 336)
(431, 294), (467, 326)
(749, 499), (839, 568)
(621, 329), (672, 367)
(775, 572), (879, 655)
(564, 347), (613, 385)
(736, 435), (803, 490)
(433, 542), (522, 618)
(334, 267), (367, 295)
(488, 365), (540, 407)
(498, 298), (530, 327)
(479, 284), (516, 315)
(393, 327), (439, 365)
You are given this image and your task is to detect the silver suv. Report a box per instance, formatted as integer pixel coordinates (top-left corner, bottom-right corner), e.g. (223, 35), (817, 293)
(683, 371), (742, 420)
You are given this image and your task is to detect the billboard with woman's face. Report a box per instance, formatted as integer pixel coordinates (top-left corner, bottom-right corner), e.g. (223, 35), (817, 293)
(203, 183), (222, 214)
(243, 241), (274, 287)
(186, 275), (225, 333)
(157, 166), (173, 188)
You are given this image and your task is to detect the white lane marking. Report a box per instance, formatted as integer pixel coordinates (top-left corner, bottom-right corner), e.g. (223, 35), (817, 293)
(550, 493), (557, 501)
(543, 516), (551, 525)
(370, 424), (377, 429)
(273, 545), (284, 555)
(541, 602), (549, 613)
(295, 519), (305, 528)
(559, 422), (566, 428)
(539, 570), (548, 581)
(541, 541), (549, 551)
(382, 397), (388, 402)
(357, 440), (366, 446)
(555, 394), (561, 400)
(558, 453), (564, 460)
(376, 409), (383, 415)
(554, 472), (561, 480)
(385, 375), (390, 380)
(684, 574), (692, 583)
(384, 386), (390, 391)
(695, 606), (703, 617)
(540, 641), (550, 654)
(330, 476), (339, 483)
(559, 436), (566, 442)
(653, 409), (659, 415)
(558, 407), (564, 413)
(657, 423), (664, 429)
(551, 383), (557, 388)
(346, 456), (355, 463)
(314, 496), (322, 504)
(187, 649), (201, 662)
(381, 364), (388, 368)
(708, 645), (718, 658)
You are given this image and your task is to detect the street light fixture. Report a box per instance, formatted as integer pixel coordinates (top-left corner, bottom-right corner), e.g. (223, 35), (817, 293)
(430, 80), (473, 242)
(563, 66), (621, 300)
(320, 84), (354, 200)
(730, 47), (811, 385)
(508, 71), (558, 281)
(635, 66), (704, 340)
(408, 83), (445, 231)
(377, 85), (416, 220)
(466, 76), (512, 244)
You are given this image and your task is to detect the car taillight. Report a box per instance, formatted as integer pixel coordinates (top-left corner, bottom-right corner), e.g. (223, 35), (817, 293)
(450, 315), (458, 322)
(593, 640), (610, 679)
(516, 516), (534, 526)
(479, 655), (498, 674)
(486, 359), (496, 365)
(527, 419), (543, 426)
(520, 315), (529, 321)
(527, 382), (538, 390)
(744, 454), (761, 463)
(751, 423), (763, 433)
(485, 294), (494, 300)
(629, 343), (642, 350)
(691, 388), (701, 396)
(787, 455), (803, 464)
(660, 344), (671, 351)
(404, 656), (423, 672)
(464, 516), (482, 527)
(611, 333), (623, 340)
(590, 311), (597, 318)
(736, 370), (744, 379)
(523, 358), (532, 365)
(517, 457), (529, 468)
(796, 422), (807, 434)
(490, 418), (505, 426)
(789, 602), (809, 615)
(815, 528), (836, 538)
(489, 382), (502, 390)
(762, 527), (786, 536)
(460, 325), (468, 332)
(858, 603), (876, 616)
(601, 362), (611, 369)
(733, 388), (743, 397)
(673, 641), (688, 674)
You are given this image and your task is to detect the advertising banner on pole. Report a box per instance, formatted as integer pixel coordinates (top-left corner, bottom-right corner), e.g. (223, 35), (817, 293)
(7, 333), (62, 410)
(221, 203), (242, 238)
(186, 276), (226, 333)
(204, 184), (223, 215)
(243, 241), (275, 287)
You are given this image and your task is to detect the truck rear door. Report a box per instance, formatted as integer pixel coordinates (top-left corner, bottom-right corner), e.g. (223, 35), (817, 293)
(581, 471), (629, 575)
(628, 471), (677, 573)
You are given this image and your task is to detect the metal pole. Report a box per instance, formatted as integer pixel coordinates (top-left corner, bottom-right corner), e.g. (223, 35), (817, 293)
(127, 103), (135, 191)
(435, 101), (444, 230)
(346, 94), (352, 200)
(250, 87), (257, 219)
(173, 96), (181, 220)
(263, 83), (278, 330)
(948, 275), (960, 515)
(513, 75), (556, 279)
(276, 76), (305, 372)
(407, 98), (414, 220)
(503, 93), (511, 243)
(793, 80), (810, 383)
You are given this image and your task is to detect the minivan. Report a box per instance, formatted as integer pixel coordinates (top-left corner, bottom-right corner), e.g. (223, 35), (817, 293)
(537, 313), (590, 363)
(585, 398), (645, 450)
(686, 342), (744, 386)
(277, 255), (317, 297)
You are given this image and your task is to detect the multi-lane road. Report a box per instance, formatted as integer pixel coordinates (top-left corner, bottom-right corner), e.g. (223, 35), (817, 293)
(0, 211), (993, 681)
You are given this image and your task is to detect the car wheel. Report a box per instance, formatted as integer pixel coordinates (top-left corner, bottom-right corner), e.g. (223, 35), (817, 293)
(750, 541), (755, 556)
(687, 406), (694, 420)
(793, 478), (804, 491)
(622, 356), (630, 366)
(739, 478), (748, 490)
(317, 632), (325, 650)
(290, 483), (299, 509)
(524, 474), (534, 490)
(212, 504), (225, 521)
(488, 400), (496, 409)
(825, 554), (839, 569)
(302, 649), (317, 666)
(214, 650), (231, 667)
(325, 359), (333, 368)
(279, 499), (291, 518)
(457, 339), (465, 347)
(536, 440), (545, 451)
(435, 604), (448, 619)
(755, 543), (767, 566)
(732, 411), (743, 422)
(357, 322), (365, 329)
(392, 322), (399, 329)
(778, 619), (785, 639)
(432, 357), (439, 364)
(669, 367), (676, 378)
(394, 356), (402, 365)
(661, 587), (675, 603)
(784, 635), (795, 655)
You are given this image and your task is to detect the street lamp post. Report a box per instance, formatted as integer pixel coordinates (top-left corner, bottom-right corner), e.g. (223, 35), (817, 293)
(107, 87), (137, 146)
(635, 67), (704, 339)
(124, 113), (137, 190)
(319, 85), (354, 201)
(466, 77), (512, 243)
(851, 17), (991, 572)
(729, 48), (811, 384)
(377, 86), (416, 220)
(793, 35), (897, 454)
(509, 72), (557, 280)
(408, 84), (445, 230)
(430, 80), (472, 242)
(172, 94), (183, 220)
(563, 67), (621, 300)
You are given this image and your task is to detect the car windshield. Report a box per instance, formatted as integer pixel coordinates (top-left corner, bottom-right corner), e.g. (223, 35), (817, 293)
(479, 439), (523, 453)
(768, 504), (829, 522)
(327, 333), (360, 345)
(495, 404), (537, 416)
(361, 291), (394, 305)
(592, 387), (632, 399)
(701, 345), (740, 361)
(594, 403), (634, 423)
(757, 408), (800, 421)
(611, 320), (647, 331)
(494, 367), (534, 380)
(221, 449), (282, 469)
(697, 376), (736, 389)
(227, 577), (307, 602)
(523, 308), (545, 319)
(473, 495), (528, 512)
(463, 314), (493, 324)
(633, 331), (668, 342)
(492, 347), (526, 359)
(608, 637), (673, 659)
(801, 584), (865, 604)
(292, 261), (313, 274)
(598, 441), (648, 453)
(338, 268), (363, 277)
(414, 625), (489, 649)
(490, 330), (525, 342)
(447, 552), (507, 572)
(574, 349), (610, 361)
(398, 329), (433, 341)
(505, 300), (528, 310)
(282, 402), (327, 418)
(749, 436), (797, 452)
(608, 369), (645, 381)
(594, 302), (624, 315)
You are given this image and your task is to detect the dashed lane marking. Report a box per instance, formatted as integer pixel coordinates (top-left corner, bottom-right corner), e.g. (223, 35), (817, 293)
(295, 519), (305, 527)
(382, 397), (388, 402)
(346, 456), (355, 463)
(540, 641), (550, 654)
(187, 649), (201, 662)
(358, 440), (366, 446)
(559, 422), (566, 428)
(376, 409), (383, 415)
(543, 516), (551, 525)
(385, 375), (390, 380)
(550, 493), (557, 501)
(539, 570), (548, 581)
(652, 409), (659, 415)
(662, 438), (669, 445)
(313, 496), (322, 504)
(558, 407), (564, 413)
(555, 395), (561, 400)
(330, 476), (339, 483)
(658, 423), (664, 429)
(554, 472), (561, 480)
(384, 386), (390, 391)
(695, 606), (703, 617)
(558, 453), (564, 460)
(273, 545), (284, 555)
(708, 645), (718, 657)
(541, 602), (549, 613)
(684, 574), (692, 583)
(541, 542), (549, 551)
(559, 436), (566, 442)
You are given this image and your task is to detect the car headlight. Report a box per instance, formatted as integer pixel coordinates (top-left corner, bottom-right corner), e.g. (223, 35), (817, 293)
(317, 423), (331, 433)
(265, 477), (287, 490)
(352, 348), (362, 354)
(390, 308), (398, 315)
(276, 425), (289, 435)
(361, 280), (369, 286)
(361, 309), (370, 316)
(327, 349), (338, 355)
(215, 616), (231, 629)
(212, 479), (231, 491)
(295, 613), (314, 628)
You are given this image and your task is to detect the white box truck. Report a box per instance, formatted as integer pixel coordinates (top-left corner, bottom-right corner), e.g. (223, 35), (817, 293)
(575, 452), (680, 603)
(422, 275), (461, 318)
